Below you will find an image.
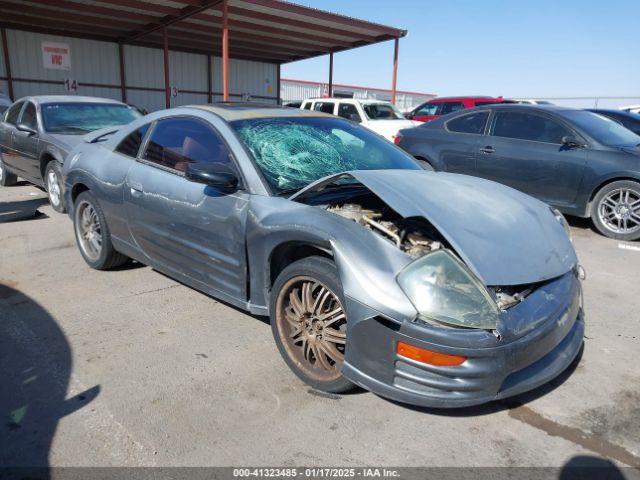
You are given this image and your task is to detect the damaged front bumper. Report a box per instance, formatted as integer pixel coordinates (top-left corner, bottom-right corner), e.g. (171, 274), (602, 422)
(341, 270), (584, 408)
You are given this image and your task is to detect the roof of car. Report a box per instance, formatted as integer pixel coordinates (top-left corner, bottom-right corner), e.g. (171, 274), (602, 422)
(16, 95), (128, 105)
(192, 102), (331, 121)
(485, 103), (575, 113)
(303, 98), (391, 104)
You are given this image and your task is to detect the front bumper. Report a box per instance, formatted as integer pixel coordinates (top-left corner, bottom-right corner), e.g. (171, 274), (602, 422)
(342, 271), (584, 408)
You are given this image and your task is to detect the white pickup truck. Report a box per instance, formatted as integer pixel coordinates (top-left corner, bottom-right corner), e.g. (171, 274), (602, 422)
(300, 98), (420, 142)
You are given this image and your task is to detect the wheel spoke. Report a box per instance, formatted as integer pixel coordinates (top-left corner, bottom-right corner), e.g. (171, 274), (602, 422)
(318, 341), (344, 363)
(289, 289), (304, 316)
(312, 286), (328, 313)
(313, 344), (333, 370)
(323, 328), (346, 345)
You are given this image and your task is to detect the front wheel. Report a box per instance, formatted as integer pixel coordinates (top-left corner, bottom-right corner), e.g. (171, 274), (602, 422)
(45, 161), (66, 213)
(270, 256), (354, 393)
(73, 191), (129, 270)
(0, 155), (18, 186)
(591, 180), (640, 241)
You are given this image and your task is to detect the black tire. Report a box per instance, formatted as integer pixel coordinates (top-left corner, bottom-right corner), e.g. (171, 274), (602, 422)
(591, 180), (640, 241)
(73, 190), (129, 270)
(44, 161), (66, 213)
(270, 256), (355, 394)
(415, 157), (435, 171)
(0, 154), (18, 186)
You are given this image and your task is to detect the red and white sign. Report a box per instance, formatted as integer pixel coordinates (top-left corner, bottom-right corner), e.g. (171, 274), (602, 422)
(42, 42), (71, 71)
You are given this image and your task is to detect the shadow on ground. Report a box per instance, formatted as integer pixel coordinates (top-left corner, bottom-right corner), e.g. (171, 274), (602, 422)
(0, 197), (49, 223)
(0, 284), (99, 476)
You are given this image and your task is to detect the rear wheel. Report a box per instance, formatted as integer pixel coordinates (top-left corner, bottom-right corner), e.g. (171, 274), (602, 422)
(270, 256), (354, 393)
(0, 155), (18, 186)
(73, 191), (129, 270)
(591, 180), (640, 241)
(45, 161), (66, 213)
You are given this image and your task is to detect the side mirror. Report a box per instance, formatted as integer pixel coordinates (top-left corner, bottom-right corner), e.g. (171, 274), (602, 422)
(185, 162), (239, 191)
(561, 136), (585, 148)
(16, 123), (37, 136)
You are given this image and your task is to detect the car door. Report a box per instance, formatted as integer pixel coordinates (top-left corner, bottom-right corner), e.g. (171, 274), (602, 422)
(124, 116), (249, 302)
(12, 101), (41, 182)
(0, 101), (25, 173)
(410, 102), (441, 122)
(439, 110), (490, 174)
(476, 110), (588, 206)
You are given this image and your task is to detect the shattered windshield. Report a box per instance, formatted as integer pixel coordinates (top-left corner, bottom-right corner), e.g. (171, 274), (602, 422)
(231, 116), (420, 195)
(42, 103), (141, 134)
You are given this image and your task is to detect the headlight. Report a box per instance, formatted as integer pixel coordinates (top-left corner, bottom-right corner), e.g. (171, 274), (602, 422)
(552, 208), (572, 241)
(397, 250), (499, 330)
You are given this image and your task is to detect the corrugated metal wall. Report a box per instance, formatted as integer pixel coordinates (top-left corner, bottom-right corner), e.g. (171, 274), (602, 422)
(0, 29), (278, 112)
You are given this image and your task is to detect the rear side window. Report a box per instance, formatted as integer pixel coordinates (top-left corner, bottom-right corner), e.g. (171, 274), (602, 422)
(492, 112), (571, 144)
(21, 102), (38, 129)
(142, 117), (231, 172)
(302, 102), (312, 110)
(115, 124), (150, 158)
(5, 102), (24, 125)
(440, 102), (465, 115)
(446, 111), (489, 135)
(337, 103), (362, 123)
(314, 102), (335, 114)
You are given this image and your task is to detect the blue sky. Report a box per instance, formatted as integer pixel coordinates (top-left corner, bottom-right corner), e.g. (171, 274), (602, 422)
(282, 0), (639, 98)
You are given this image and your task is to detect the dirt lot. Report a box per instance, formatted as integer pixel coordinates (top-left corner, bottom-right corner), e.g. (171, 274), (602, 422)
(1, 183), (639, 470)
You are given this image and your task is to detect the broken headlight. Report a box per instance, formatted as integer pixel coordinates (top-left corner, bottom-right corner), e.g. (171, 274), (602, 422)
(397, 250), (499, 330)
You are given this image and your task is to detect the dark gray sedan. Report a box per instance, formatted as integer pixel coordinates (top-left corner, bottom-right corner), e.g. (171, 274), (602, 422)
(63, 104), (584, 408)
(397, 104), (640, 241)
(0, 95), (140, 212)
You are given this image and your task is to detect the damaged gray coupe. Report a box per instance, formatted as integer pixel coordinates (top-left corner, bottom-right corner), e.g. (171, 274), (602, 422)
(63, 104), (585, 408)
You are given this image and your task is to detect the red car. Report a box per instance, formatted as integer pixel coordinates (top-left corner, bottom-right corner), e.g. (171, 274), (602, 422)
(406, 96), (513, 122)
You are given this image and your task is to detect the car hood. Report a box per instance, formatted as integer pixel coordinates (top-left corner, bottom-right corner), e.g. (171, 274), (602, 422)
(365, 119), (421, 140)
(47, 133), (86, 151)
(293, 170), (577, 286)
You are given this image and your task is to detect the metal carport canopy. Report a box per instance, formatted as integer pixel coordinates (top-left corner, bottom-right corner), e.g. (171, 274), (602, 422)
(0, 0), (407, 104)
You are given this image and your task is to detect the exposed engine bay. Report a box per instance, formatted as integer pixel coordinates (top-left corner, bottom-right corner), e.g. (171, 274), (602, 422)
(320, 191), (538, 312)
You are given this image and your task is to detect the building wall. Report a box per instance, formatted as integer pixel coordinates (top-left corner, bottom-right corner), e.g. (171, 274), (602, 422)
(0, 29), (278, 112)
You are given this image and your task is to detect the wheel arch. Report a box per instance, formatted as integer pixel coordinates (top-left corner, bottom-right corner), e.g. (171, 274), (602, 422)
(268, 241), (333, 288)
(71, 182), (90, 205)
(39, 150), (63, 179)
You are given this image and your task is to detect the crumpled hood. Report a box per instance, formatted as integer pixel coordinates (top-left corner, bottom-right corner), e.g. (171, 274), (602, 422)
(296, 170), (577, 286)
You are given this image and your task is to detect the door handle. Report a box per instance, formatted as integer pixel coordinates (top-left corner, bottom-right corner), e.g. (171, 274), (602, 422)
(479, 146), (495, 154)
(129, 182), (144, 196)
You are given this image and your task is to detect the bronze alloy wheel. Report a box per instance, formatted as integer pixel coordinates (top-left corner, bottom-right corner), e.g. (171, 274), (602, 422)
(275, 276), (347, 383)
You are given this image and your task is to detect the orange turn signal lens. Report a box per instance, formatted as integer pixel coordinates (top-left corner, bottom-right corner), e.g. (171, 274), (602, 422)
(397, 342), (466, 366)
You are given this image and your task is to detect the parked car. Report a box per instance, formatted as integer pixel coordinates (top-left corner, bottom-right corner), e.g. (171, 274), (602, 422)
(620, 104), (640, 115)
(0, 95), (140, 212)
(300, 98), (420, 142)
(588, 108), (640, 135)
(0, 91), (11, 115)
(396, 104), (640, 240)
(63, 103), (583, 408)
(405, 96), (514, 123)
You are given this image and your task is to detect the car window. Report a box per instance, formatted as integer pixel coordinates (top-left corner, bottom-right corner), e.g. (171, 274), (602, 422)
(41, 102), (141, 134)
(414, 103), (439, 116)
(446, 111), (489, 135)
(314, 102), (335, 114)
(440, 102), (465, 115)
(563, 110), (640, 147)
(492, 111), (572, 144)
(142, 117), (231, 173)
(5, 102), (24, 125)
(362, 103), (404, 120)
(115, 124), (150, 158)
(337, 103), (362, 123)
(302, 102), (312, 110)
(21, 102), (38, 129)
